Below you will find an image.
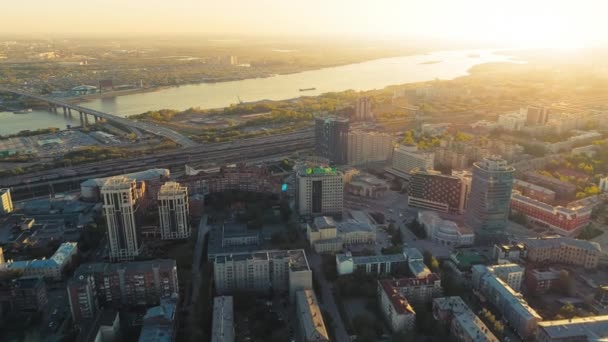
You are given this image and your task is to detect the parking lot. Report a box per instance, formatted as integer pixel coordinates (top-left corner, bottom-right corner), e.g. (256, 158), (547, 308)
(344, 190), (455, 258)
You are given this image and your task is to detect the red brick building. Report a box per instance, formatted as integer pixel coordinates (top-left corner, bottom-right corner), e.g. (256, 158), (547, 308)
(510, 192), (591, 236)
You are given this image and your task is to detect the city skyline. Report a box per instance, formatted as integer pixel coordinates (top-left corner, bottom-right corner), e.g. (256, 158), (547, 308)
(1, 0), (607, 48)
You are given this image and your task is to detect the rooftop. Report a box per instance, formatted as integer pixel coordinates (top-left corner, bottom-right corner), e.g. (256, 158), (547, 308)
(296, 165), (342, 177)
(384, 273), (440, 288)
(158, 182), (187, 196)
(523, 236), (601, 253)
(11, 275), (44, 289)
(336, 220), (374, 234)
(72, 259), (176, 280)
(314, 216), (336, 230)
(215, 249), (311, 272)
(481, 272), (542, 320)
(139, 296), (177, 342)
(81, 168), (170, 188)
(211, 296), (234, 342)
(296, 290), (330, 342)
(538, 315), (608, 340)
(379, 280), (416, 315)
(336, 251), (407, 265)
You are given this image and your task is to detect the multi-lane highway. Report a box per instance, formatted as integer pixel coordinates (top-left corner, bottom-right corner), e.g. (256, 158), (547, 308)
(2, 129), (314, 197)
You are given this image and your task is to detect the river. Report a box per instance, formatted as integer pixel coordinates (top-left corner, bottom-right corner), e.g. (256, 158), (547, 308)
(0, 49), (517, 135)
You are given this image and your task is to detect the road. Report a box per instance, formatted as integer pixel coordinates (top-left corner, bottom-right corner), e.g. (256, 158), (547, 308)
(307, 252), (350, 342)
(190, 215), (208, 305)
(344, 190), (454, 258)
(0, 87), (199, 147)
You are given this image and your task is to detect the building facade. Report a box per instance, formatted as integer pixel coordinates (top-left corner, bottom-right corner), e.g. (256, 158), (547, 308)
(138, 296), (178, 342)
(390, 144), (434, 176)
(536, 315), (608, 342)
(512, 179), (556, 203)
(67, 259), (179, 324)
(432, 296), (499, 342)
(378, 280), (416, 332)
(158, 182), (190, 240)
(336, 251), (408, 276)
(417, 211), (474, 247)
(347, 130), (393, 165)
(471, 266), (542, 339)
(102, 176), (142, 262)
(0, 188), (13, 215)
(213, 249), (312, 301)
(523, 171), (576, 201)
(511, 191), (592, 236)
(380, 274), (442, 304)
(1, 242), (78, 280)
(9, 276), (48, 313)
(354, 96), (373, 121)
(296, 165), (344, 217)
(408, 169), (467, 214)
(523, 236), (601, 269)
(464, 156), (515, 241)
(315, 116), (349, 165)
(525, 106), (550, 126)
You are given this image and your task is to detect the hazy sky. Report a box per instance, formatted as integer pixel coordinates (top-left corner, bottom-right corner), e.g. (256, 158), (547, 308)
(2, 0), (607, 48)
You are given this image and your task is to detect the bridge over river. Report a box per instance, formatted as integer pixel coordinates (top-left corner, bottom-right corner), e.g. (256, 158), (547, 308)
(0, 87), (198, 147)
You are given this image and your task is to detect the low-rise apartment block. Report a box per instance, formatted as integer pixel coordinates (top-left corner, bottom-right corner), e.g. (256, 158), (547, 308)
(296, 290), (330, 342)
(378, 279), (416, 332)
(536, 315), (608, 342)
(432, 296), (499, 342)
(213, 249), (312, 300)
(1, 242), (78, 280)
(523, 236), (601, 269)
(211, 296), (234, 342)
(379, 273), (442, 304)
(471, 265), (542, 339)
(67, 259), (179, 324)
